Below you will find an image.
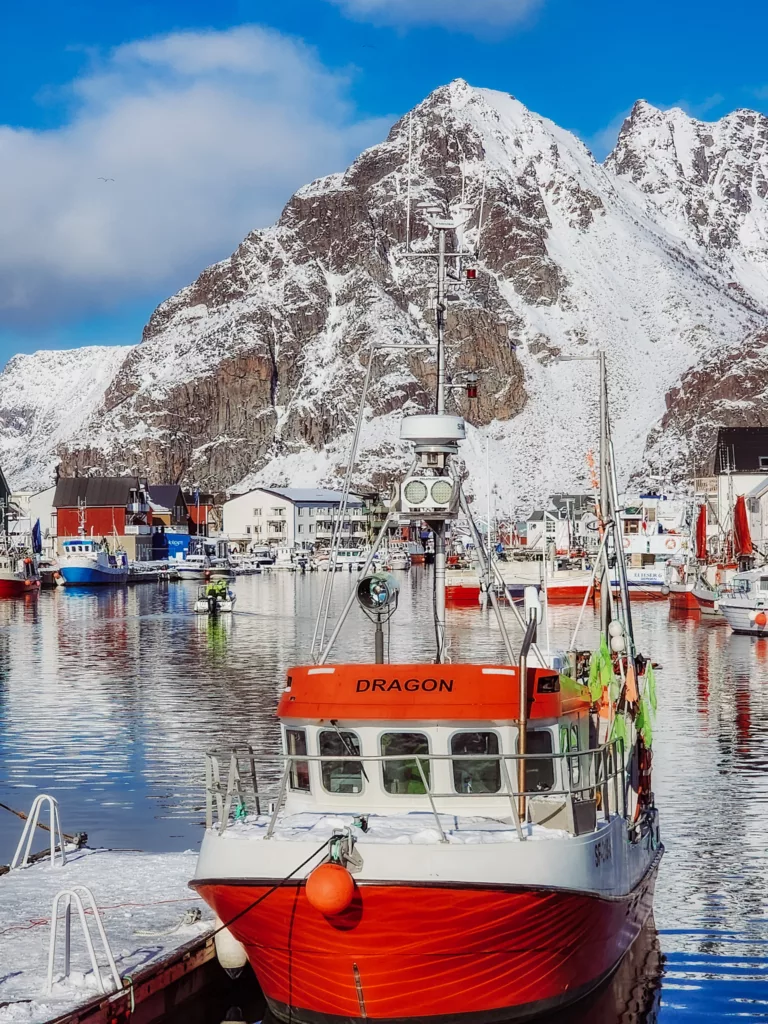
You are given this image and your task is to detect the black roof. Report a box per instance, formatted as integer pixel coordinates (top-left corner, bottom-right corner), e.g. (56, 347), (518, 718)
(714, 428), (768, 474)
(148, 485), (187, 510)
(53, 477), (143, 509)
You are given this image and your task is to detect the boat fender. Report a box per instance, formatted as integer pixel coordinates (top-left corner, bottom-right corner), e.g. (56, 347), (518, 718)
(661, 585), (670, 596)
(214, 917), (247, 977)
(755, 611), (767, 628)
(305, 862), (355, 916)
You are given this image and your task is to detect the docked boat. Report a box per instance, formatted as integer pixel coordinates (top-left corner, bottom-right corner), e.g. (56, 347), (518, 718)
(0, 543), (41, 597)
(312, 547), (371, 572)
(194, 582), (236, 615)
(191, 218), (661, 1023)
(717, 567), (768, 635)
(37, 556), (61, 589)
(385, 544), (412, 570)
(58, 539), (129, 586)
(176, 554), (211, 581)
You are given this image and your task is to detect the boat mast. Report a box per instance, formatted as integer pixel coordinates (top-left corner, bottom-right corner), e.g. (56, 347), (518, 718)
(599, 351), (611, 636)
(434, 214), (449, 659)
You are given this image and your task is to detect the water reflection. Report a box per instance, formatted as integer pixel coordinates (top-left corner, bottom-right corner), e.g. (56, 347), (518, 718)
(1, 574), (768, 1021)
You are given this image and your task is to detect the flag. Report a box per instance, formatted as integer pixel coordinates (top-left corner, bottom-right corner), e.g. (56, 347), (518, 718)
(31, 518), (42, 555)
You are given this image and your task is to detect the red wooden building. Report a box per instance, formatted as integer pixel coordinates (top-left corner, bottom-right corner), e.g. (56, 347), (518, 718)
(53, 477), (152, 559)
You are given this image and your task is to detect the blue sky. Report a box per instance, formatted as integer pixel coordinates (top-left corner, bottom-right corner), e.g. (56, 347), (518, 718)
(1, 0), (767, 365)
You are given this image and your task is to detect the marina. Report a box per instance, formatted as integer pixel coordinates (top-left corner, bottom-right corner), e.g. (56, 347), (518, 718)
(0, 575), (767, 1021)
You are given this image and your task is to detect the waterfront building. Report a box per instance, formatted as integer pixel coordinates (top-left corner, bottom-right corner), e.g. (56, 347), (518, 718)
(53, 477), (153, 560)
(696, 427), (768, 530)
(222, 487), (371, 551)
(524, 494), (598, 554)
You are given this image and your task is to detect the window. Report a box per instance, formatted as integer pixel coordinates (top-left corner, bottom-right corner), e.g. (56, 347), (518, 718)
(319, 730), (364, 793)
(271, 507), (284, 517)
(380, 732), (430, 793)
(760, 577), (768, 592)
(254, 525), (261, 535)
(246, 526), (251, 534)
(298, 525), (303, 534)
(253, 508), (262, 517)
(310, 507), (316, 516)
(624, 520), (639, 534)
(646, 508), (656, 522)
(298, 508), (304, 516)
(309, 524), (313, 533)
(523, 730), (555, 792)
(451, 732), (501, 793)
(285, 729), (310, 791)
(760, 456), (768, 470)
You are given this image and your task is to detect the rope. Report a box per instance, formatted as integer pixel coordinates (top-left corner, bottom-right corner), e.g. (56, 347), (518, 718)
(208, 839), (330, 941)
(0, 801), (80, 843)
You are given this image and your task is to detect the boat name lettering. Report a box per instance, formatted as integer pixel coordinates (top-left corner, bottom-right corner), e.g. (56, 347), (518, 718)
(355, 678), (454, 693)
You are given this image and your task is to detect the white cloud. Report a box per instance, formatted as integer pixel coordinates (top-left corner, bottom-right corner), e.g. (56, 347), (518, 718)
(326, 0), (543, 31)
(0, 26), (386, 327)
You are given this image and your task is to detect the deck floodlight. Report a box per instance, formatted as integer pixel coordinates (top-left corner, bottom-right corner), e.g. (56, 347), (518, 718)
(465, 372), (479, 398)
(357, 572), (400, 615)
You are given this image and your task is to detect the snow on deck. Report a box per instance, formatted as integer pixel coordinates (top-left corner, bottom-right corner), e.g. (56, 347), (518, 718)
(218, 810), (570, 844)
(0, 848), (212, 1024)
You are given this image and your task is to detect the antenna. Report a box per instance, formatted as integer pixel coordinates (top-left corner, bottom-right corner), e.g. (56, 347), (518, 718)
(405, 113), (413, 252)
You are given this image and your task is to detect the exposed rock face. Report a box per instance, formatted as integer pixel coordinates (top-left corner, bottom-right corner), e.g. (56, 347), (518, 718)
(3, 81), (768, 510)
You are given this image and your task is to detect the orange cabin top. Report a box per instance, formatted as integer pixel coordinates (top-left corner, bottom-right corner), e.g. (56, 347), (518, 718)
(278, 664), (592, 723)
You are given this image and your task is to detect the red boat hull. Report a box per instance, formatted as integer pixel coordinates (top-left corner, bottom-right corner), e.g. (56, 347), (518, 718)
(194, 860), (659, 1022)
(446, 584), (593, 608)
(668, 587), (699, 611)
(0, 576), (40, 598)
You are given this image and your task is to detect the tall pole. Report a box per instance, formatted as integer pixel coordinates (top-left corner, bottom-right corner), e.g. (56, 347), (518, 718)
(599, 350), (611, 636)
(434, 224), (447, 662)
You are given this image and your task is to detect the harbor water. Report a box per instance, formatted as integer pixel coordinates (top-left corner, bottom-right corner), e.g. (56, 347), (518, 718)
(1, 571), (767, 1021)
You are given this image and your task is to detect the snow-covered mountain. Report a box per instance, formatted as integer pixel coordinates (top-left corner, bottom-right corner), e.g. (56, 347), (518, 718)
(3, 81), (768, 509)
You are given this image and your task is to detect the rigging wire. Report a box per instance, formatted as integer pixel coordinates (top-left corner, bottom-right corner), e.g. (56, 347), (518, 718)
(311, 346), (376, 661)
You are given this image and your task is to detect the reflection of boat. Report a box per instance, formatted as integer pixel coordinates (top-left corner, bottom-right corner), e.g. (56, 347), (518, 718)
(58, 539), (129, 586)
(718, 566), (768, 635)
(194, 583), (236, 615)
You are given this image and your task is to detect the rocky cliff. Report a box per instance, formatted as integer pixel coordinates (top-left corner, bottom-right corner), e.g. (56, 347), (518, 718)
(2, 81), (768, 509)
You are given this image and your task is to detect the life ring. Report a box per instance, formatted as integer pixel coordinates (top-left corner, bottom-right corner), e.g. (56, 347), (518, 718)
(623, 538), (630, 549)
(665, 538), (676, 550)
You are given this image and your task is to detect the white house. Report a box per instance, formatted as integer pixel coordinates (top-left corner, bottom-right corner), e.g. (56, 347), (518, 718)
(746, 478), (768, 550)
(223, 487), (368, 551)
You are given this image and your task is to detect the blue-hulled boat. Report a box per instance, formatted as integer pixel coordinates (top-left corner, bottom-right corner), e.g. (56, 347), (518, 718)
(58, 539), (129, 586)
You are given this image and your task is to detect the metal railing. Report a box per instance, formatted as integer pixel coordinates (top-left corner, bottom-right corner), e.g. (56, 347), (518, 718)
(204, 740), (626, 844)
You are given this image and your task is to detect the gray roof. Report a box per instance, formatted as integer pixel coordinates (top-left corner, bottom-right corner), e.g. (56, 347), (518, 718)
(528, 510), (546, 522)
(148, 485), (186, 510)
(53, 477), (144, 509)
(250, 487), (363, 507)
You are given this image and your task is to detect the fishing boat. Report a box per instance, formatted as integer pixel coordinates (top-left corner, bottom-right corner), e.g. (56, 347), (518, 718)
(58, 538), (129, 586)
(191, 209), (662, 1023)
(0, 542), (41, 597)
(385, 544), (412, 571)
(667, 503), (707, 611)
(692, 495), (751, 617)
(194, 582), (237, 615)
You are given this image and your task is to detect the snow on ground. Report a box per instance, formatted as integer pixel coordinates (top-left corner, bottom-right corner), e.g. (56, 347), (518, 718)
(0, 848), (211, 1024)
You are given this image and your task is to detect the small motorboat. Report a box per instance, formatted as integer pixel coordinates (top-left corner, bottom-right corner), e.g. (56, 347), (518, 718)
(195, 581), (237, 615)
(718, 566), (768, 635)
(177, 554), (212, 581)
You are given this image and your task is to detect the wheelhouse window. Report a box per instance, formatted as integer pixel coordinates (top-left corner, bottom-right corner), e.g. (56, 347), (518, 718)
(523, 730), (555, 792)
(285, 728), (310, 792)
(451, 732), (501, 794)
(319, 730), (364, 794)
(380, 732), (430, 794)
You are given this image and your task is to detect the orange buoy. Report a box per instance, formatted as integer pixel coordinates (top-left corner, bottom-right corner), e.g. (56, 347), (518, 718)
(305, 862), (355, 916)
(756, 611), (767, 628)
